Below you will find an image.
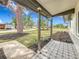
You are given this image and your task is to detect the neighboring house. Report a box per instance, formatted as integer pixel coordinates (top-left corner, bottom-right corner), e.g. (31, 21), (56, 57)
(0, 24), (5, 29)
(5, 23), (15, 29)
(0, 23), (14, 29)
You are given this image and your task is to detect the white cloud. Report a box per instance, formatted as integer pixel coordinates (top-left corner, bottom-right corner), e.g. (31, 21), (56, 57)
(23, 8), (30, 15)
(24, 11), (30, 15)
(26, 11), (29, 15)
(0, 19), (3, 24)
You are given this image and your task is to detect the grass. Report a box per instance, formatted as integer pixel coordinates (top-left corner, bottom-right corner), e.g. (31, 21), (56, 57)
(0, 28), (68, 47)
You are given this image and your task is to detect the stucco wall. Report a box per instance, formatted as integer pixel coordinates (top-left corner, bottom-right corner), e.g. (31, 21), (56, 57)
(70, 1), (79, 56)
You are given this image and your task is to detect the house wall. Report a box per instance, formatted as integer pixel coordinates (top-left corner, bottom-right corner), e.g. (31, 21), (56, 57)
(69, 1), (79, 57)
(0, 24), (5, 29)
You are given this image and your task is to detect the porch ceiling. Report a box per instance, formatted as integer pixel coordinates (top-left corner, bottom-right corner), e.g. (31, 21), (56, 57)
(0, 0), (8, 5)
(0, 0), (78, 17)
(37, 0), (78, 16)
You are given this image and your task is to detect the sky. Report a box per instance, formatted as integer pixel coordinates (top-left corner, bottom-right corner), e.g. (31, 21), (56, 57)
(0, 4), (15, 24)
(0, 4), (66, 25)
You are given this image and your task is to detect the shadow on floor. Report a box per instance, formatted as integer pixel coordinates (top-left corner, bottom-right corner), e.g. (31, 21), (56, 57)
(29, 37), (51, 52)
(52, 31), (73, 44)
(0, 48), (7, 59)
(29, 31), (74, 53)
(0, 33), (29, 40)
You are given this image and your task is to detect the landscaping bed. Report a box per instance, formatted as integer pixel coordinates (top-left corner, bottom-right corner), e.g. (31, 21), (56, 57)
(52, 31), (73, 43)
(29, 37), (51, 52)
(0, 48), (7, 59)
(29, 31), (72, 52)
(0, 29), (68, 52)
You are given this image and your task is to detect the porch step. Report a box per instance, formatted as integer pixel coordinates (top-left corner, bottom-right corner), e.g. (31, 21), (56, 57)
(0, 41), (36, 59)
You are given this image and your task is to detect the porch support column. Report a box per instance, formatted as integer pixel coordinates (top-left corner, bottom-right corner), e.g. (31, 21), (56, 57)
(16, 5), (23, 33)
(37, 7), (42, 51)
(50, 17), (53, 39)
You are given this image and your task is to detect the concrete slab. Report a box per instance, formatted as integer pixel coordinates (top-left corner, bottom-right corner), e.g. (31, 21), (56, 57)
(0, 41), (35, 59)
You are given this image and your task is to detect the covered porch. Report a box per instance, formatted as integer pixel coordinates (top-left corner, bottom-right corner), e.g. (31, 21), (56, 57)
(0, 0), (79, 59)
(14, 0), (79, 59)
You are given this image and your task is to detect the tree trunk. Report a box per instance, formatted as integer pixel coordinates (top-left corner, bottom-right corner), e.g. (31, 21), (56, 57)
(16, 5), (23, 33)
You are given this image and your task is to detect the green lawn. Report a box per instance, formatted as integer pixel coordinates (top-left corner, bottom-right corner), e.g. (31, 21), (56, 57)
(0, 28), (67, 47)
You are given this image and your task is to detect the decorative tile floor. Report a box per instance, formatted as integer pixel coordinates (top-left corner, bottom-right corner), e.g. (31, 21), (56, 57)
(32, 40), (78, 59)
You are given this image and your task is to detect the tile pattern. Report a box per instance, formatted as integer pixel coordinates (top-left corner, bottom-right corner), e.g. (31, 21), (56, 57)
(32, 40), (78, 59)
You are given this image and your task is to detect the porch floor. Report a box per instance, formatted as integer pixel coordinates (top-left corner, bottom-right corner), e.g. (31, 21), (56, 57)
(32, 32), (78, 59)
(32, 40), (78, 59)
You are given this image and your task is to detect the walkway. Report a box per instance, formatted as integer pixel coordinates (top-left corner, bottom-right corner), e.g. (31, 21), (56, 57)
(0, 41), (35, 59)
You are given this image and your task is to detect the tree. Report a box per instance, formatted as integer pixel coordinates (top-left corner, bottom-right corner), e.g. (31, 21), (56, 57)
(23, 14), (34, 28)
(40, 16), (47, 30)
(46, 17), (49, 30)
(54, 24), (67, 28)
(28, 15), (34, 28)
(12, 17), (16, 28)
(22, 9), (35, 29)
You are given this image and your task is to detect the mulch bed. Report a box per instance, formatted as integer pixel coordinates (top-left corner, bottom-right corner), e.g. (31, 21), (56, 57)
(52, 31), (73, 43)
(29, 38), (51, 52)
(29, 31), (73, 52)
(0, 48), (7, 59)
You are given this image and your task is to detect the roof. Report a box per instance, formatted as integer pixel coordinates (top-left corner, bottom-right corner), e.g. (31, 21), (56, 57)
(13, 0), (78, 17)
(0, 0), (8, 5)
(37, 0), (78, 16)
(0, 0), (78, 17)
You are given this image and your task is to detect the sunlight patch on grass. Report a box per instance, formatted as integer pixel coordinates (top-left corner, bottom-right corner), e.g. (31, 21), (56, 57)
(0, 28), (68, 47)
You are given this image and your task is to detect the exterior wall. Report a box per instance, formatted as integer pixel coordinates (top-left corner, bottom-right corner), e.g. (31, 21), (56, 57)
(0, 24), (5, 29)
(5, 23), (15, 29)
(69, 1), (79, 56)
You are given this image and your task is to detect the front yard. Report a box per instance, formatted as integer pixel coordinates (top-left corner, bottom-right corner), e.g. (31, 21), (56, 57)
(0, 28), (67, 51)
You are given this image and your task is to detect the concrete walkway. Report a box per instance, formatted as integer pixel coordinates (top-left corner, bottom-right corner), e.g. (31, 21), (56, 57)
(32, 40), (78, 59)
(0, 41), (35, 59)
